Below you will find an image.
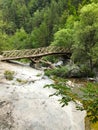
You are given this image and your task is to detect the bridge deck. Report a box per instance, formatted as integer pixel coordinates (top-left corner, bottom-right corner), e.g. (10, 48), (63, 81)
(1, 46), (71, 61)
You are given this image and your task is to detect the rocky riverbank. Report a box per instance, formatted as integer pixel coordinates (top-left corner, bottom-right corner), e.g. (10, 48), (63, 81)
(0, 61), (86, 130)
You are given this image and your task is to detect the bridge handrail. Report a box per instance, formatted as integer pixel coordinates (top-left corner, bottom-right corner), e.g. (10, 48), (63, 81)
(1, 46), (71, 60)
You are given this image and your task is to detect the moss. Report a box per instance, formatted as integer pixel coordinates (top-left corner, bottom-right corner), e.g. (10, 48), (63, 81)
(16, 78), (28, 84)
(4, 70), (15, 80)
(36, 73), (42, 77)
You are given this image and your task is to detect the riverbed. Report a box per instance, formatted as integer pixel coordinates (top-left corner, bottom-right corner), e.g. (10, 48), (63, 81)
(0, 62), (86, 130)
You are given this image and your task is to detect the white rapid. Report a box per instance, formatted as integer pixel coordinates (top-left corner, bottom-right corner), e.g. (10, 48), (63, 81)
(0, 62), (86, 130)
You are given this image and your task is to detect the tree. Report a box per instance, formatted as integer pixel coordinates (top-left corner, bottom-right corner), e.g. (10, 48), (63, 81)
(11, 0), (31, 32)
(72, 3), (98, 72)
(51, 15), (76, 48)
(0, 32), (10, 51)
(51, 28), (73, 48)
(30, 22), (49, 48)
(28, 0), (51, 16)
(8, 28), (29, 50)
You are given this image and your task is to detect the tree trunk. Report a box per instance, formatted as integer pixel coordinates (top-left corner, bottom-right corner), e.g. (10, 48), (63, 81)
(89, 57), (93, 72)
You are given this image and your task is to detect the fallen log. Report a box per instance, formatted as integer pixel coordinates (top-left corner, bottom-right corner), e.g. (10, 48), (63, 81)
(40, 59), (55, 69)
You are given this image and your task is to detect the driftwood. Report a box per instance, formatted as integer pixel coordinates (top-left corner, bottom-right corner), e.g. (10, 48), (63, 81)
(40, 59), (55, 69)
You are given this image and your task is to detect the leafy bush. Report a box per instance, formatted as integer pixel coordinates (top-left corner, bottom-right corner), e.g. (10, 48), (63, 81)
(45, 66), (69, 77)
(79, 83), (98, 123)
(51, 28), (73, 48)
(80, 65), (96, 77)
(4, 70), (15, 80)
(42, 55), (59, 64)
(45, 78), (98, 123)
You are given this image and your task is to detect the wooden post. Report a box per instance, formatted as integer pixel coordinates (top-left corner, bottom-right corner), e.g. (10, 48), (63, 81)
(29, 57), (41, 69)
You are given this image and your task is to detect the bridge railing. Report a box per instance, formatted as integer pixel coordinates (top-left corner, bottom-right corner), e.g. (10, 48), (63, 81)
(1, 46), (71, 60)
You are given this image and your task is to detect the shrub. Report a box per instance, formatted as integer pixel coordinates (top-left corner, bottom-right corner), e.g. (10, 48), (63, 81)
(45, 66), (69, 77)
(80, 65), (96, 77)
(45, 78), (98, 123)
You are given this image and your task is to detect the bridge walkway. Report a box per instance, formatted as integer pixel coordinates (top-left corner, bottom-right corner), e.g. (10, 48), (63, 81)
(1, 46), (71, 61)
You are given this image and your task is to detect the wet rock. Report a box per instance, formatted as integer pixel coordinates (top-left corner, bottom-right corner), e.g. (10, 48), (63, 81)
(87, 77), (96, 82)
(65, 64), (81, 78)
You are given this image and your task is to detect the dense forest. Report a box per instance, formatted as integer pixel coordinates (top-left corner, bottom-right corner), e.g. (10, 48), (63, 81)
(0, 0), (98, 73)
(0, 0), (98, 128)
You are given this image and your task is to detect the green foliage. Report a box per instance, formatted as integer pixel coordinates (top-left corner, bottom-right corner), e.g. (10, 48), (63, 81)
(45, 63), (96, 78)
(0, 20), (15, 34)
(1, 0), (31, 32)
(0, 0), (83, 52)
(80, 83), (98, 123)
(0, 32), (11, 51)
(45, 78), (98, 123)
(73, 3), (98, 71)
(65, 15), (77, 29)
(31, 22), (49, 48)
(45, 66), (69, 77)
(42, 55), (59, 64)
(90, 0), (98, 3)
(0, 0), (83, 51)
(51, 28), (74, 48)
(45, 77), (73, 106)
(8, 28), (30, 49)
(79, 65), (96, 77)
(0, 0), (98, 125)
(4, 70), (15, 80)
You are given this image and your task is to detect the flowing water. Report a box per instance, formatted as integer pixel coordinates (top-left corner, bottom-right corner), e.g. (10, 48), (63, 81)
(0, 62), (86, 130)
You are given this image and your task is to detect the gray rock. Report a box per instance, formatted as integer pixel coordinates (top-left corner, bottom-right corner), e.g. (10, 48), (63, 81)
(0, 62), (86, 130)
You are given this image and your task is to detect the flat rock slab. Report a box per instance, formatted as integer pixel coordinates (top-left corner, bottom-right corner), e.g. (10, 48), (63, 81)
(0, 62), (86, 130)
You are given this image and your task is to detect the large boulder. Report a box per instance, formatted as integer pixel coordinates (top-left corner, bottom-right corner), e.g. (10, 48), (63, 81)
(65, 64), (81, 78)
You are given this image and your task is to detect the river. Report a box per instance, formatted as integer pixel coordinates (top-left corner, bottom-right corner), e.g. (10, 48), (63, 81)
(0, 62), (86, 130)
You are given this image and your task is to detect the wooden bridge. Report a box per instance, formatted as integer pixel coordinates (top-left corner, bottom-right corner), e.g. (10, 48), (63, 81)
(0, 46), (71, 62)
